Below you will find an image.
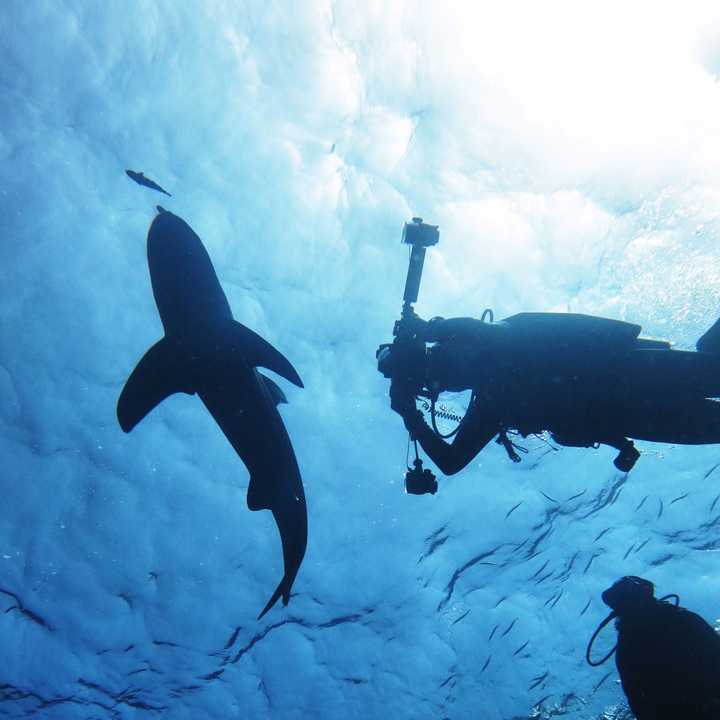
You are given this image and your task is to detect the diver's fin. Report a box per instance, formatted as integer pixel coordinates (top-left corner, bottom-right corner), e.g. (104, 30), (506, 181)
(697, 318), (720, 354)
(117, 337), (194, 432)
(259, 373), (288, 405)
(228, 321), (303, 388)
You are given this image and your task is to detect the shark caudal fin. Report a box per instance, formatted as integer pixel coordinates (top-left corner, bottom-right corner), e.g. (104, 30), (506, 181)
(257, 495), (308, 619)
(228, 321), (303, 388)
(117, 337), (195, 432)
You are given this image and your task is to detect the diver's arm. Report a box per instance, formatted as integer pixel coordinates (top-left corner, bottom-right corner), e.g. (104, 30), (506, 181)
(403, 408), (497, 476)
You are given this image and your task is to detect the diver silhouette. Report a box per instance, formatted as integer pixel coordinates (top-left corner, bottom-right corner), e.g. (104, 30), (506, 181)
(379, 311), (720, 474)
(587, 576), (720, 719)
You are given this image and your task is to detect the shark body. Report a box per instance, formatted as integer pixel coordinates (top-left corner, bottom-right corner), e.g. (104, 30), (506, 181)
(117, 209), (307, 618)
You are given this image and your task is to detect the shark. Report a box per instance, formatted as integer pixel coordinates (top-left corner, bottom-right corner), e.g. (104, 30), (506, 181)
(117, 207), (307, 618)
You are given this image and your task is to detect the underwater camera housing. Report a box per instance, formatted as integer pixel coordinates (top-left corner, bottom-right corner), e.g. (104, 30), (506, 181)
(405, 458), (438, 495)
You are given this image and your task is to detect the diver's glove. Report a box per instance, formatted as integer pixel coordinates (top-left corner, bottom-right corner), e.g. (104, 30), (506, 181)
(395, 310), (431, 342)
(402, 409), (427, 438)
(390, 380), (417, 418)
(389, 382), (427, 436)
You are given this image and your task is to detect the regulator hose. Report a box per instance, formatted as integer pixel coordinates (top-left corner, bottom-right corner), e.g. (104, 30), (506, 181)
(586, 593), (680, 667)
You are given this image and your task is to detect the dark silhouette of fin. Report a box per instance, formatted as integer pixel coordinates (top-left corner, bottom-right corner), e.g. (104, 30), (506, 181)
(259, 373), (288, 405)
(697, 317), (720, 353)
(258, 577), (287, 620)
(247, 474), (270, 512)
(228, 321), (303, 388)
(258, 496), (307, 619)
(117, 338), (194, 432)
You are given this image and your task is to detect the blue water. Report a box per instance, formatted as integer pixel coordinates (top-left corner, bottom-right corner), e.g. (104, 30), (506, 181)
(2, 2), (720, 718)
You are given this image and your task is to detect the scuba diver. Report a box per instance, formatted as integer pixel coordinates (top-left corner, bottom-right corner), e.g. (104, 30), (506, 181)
(380, 310), (720, 475)
(587, 576), (720, 719)
(377, 219), (720, 481)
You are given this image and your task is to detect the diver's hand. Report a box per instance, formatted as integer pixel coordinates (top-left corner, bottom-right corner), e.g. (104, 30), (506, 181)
(396, 311), (431, 342)
(389, 381), (417, 418)
(402, 409), (426, 437)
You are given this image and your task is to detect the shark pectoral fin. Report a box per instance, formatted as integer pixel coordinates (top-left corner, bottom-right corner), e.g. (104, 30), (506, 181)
(117, 337), (194, 433)
(258, 493), (308, 619)
(229, 321), (304, 388)
(258, 373), (288, 405)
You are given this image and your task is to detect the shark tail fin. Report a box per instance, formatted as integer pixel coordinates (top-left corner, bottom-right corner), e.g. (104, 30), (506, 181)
(228, 321), (304, 388)
(256, 495), (308, 620)
(117, 337), (194, 432)
(257, 578), (291, 620)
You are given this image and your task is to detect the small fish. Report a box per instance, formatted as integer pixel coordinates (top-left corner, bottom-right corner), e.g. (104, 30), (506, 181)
(487, 624), (499, 641)
(452, 610), (470, 625)
(549, 590), (564, 609)
(533, 694), (551, 709)
(501, 618), (517, 637)
(579, 598), (591, 616)
(125, 169), (172, 197)
(710, 492), (720, 513)
(635, 495), (648, 511)
(634, 538), (650, 554)
(593, 527), (611, 543)
(534, 570), (554, 585)
(480, 655), (491, 673)
(493, 596), (507, 609)
(670, 492), (689, 506)
(593, 671), (612, 693)
(543, 591), (559, 608)
(540, 490), (559, 503)
(530, 560), (550, 580)
(583, 554), (597, 574)
(657, 498), (664, 519)
(505, 501), (523, 519)
(223, 626), (242, 650)
(566, 489), (587, 502)
(513, 640), (529, 656)
(623, 543), (636, 560)
(528, 672), (548, 691)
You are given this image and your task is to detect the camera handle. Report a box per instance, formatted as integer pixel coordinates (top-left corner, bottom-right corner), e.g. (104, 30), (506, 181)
(398, 217), (439, 329)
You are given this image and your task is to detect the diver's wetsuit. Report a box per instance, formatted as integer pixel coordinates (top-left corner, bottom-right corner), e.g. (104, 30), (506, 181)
(615, 601), (720, 719)
(399, 313), (720, 474)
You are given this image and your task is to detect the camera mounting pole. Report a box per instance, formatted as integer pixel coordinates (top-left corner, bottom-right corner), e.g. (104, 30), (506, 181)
(399, 217), (439, 325)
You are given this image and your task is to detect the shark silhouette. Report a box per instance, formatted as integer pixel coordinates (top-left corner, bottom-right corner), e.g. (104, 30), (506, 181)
(117, 208), (307, 618)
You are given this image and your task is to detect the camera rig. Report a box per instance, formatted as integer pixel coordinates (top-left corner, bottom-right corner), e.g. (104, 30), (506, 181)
(377, 218), (440, 495)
